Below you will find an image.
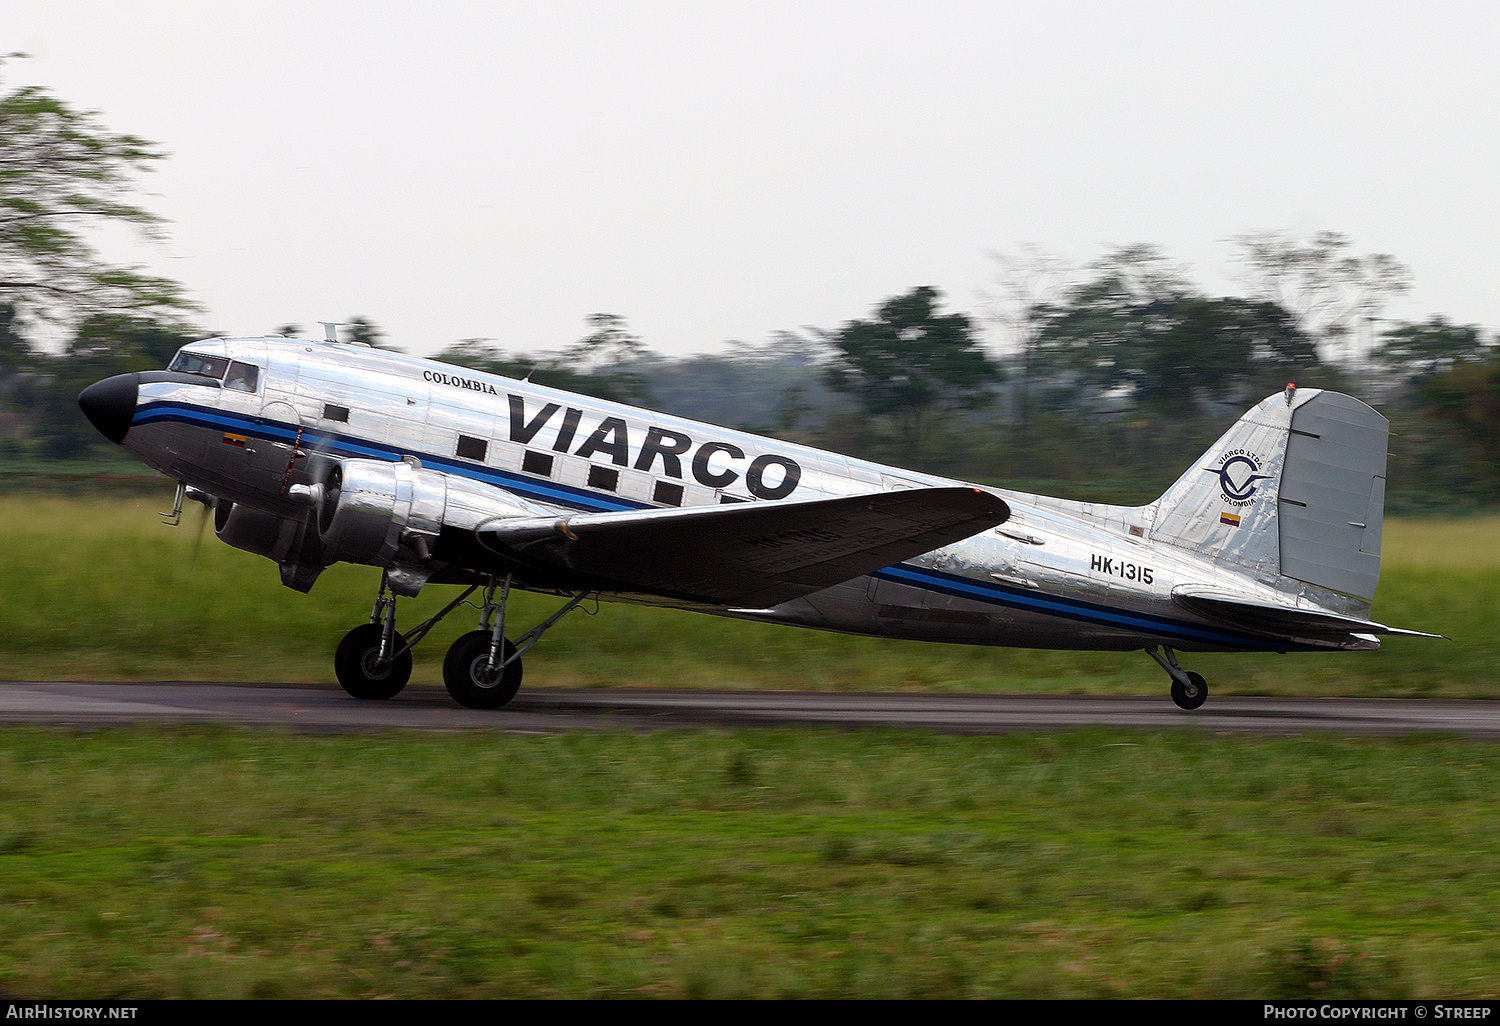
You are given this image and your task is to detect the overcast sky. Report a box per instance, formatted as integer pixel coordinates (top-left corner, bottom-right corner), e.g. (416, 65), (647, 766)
(11, 1), (1500, 358)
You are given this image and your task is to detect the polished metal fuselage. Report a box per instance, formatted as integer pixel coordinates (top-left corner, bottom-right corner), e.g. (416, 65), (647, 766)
(118, 337), (1366, 654)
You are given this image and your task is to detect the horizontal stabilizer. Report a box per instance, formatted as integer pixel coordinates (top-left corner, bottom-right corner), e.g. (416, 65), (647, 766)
(477, 486), (1011, 607)
(1173, 586), (1442, 641)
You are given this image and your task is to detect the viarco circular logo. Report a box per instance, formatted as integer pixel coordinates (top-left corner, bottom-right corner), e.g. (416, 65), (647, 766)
(1204, 449), (1268, 507)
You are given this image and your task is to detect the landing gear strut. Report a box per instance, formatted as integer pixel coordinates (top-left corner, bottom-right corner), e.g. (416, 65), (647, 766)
(334, 571), (422, 699)
(442, 575), (591, 709)
(333, 571), (590, 709)
(1146, 645), (1208, 710)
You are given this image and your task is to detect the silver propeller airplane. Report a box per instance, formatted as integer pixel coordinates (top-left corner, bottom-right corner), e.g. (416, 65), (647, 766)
(78, 332), (1434, 710)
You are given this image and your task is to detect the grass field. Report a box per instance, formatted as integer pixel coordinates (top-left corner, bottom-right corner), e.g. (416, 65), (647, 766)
(1, 725), (1497, 999)
(0, 494), (1494, 697)
(1, 495), (1498, 998)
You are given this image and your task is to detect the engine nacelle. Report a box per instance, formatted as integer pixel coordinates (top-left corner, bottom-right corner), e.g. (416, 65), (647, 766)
(315, 458), (445, 567)
(216, 501), (320, 563)
(213, 500), (328, 592)
(302, 458), (543, 581)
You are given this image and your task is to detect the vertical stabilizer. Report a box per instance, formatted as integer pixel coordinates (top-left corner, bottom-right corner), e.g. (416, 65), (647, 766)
(1152, 391), (1294, 578)
(1150, 388), (1389, 601)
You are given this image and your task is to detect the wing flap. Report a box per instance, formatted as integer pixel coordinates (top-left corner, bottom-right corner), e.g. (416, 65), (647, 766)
(477, 486), (1010, 606)
(1172, 586), (1442, 640)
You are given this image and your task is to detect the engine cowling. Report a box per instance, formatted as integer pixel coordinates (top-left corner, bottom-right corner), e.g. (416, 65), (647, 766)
(316, 458), (446, 567)
(213, 499), (328, 592)
(215, 500), (321, 564)
(303, 457), (543, 578)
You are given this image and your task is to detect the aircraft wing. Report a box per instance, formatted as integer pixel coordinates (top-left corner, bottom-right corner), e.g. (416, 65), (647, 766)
(475, 486), (1011, 607)
(1172, 586), (1443, 640)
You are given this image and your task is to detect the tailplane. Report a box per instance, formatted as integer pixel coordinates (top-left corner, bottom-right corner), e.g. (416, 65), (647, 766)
(1151, 387), (1389, 601)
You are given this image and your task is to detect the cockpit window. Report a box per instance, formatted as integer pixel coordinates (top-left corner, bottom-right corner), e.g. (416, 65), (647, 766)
(224, 361), (260, 393)
(169, 352), (230, 379)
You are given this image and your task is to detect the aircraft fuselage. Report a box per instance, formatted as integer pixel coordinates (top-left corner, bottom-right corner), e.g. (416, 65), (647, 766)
(86, 336), (1376, 657)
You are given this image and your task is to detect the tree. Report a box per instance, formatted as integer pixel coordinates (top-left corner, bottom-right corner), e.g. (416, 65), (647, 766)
(1230, 231), (1411, 364)
(1419, 357), (1500, 487)
(32, 313), (200, 458)
(1374, 316), (1490, 380)
(0, 302), (31, 374)
(1025, 246), (1325, 416)
(1135, 298), (1321, 411)
(432, 338), (513, 376)
(823, 286), (1000, 452)
(1028, 245), (1194, 409)
(0, 57), (194, 329)
(0, 303), (39, 452)
(560, 312), (647, 370)
(983, 245), (1074, 424)
(432, 314), (652, 405)
(63, 312), (198, 368)
(550, 312), (650, 403)
(341, 315), (398, 350)
(626, 334), (844, 436)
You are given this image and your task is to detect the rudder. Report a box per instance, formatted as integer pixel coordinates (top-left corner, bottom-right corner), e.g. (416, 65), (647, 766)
(1278, 392), (1388, 600)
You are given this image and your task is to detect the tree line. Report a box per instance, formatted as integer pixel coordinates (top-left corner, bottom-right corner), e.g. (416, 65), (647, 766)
(1, 59), (1496, 509)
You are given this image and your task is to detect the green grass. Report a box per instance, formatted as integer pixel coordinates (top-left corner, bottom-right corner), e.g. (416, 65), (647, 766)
(0, 725), (1497, 999)
(0, 494), (1494, 696)
(2, 494), (1498, 999)
(0, 454), (163, 491)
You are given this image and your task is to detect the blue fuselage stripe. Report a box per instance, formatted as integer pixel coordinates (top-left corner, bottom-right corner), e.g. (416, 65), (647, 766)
(133, 401), (645, 512)
(871, 565), (1297, 650)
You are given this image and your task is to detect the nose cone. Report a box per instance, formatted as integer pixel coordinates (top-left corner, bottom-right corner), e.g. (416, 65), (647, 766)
(77, 373), (139, 445)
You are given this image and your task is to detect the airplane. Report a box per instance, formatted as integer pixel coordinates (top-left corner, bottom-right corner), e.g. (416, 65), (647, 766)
(76, 330), (1435, 710)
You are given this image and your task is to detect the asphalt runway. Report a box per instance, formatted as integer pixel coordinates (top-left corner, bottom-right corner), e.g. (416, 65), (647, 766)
(1, 680), (1499, 737)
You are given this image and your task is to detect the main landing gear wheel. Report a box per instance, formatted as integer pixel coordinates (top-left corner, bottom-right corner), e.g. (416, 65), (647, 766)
(443, 630), (523, 709)
(334, 623), (412, 700)
(1146, 645), (1210, 711)
(1171, 671), (1208, 711)
(333, 571), (583, 709)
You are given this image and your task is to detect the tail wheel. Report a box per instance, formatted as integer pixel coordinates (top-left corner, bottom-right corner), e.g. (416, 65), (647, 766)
(334, 623), (412, 700)
(443, 630), (523, 709)
(1171, 671), (1208, 710)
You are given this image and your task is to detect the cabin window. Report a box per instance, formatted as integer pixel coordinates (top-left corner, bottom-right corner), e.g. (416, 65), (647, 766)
(224, 361), (260, 393)
(587, 465), (619, 491)
(653, 481), (684, 506)
(168, 352), (229, 380)
(522, 450), (554, 477)
(456, 435), (488, 461)
(322, 403), (350, 423)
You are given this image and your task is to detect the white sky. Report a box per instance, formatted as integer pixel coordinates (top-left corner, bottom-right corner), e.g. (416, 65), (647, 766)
(11, 0), (1500, 357)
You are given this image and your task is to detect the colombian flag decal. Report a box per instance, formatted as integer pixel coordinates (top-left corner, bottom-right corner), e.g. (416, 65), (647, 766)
(222, 432), (247, 447)
(1220, 511), (1241, 527)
